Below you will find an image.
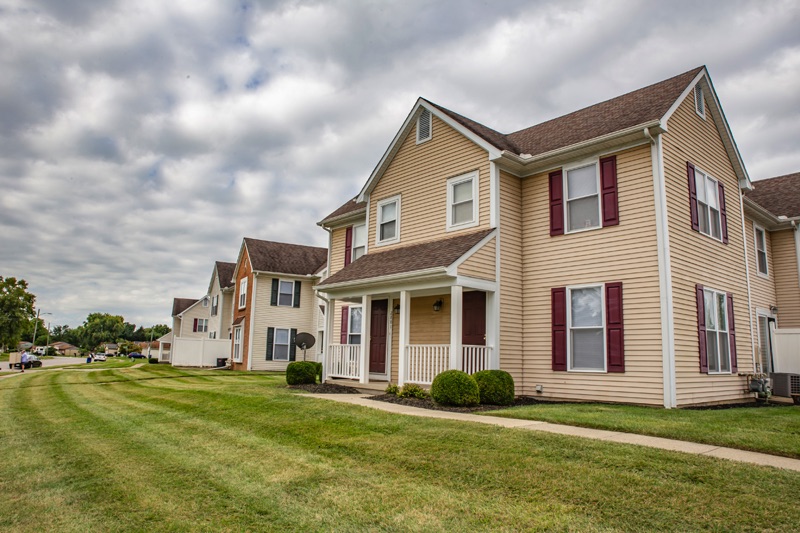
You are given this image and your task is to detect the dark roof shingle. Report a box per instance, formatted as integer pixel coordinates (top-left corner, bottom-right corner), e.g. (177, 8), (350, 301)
(745, 172), (800, 218)
(318, 229), (493, 287)
(172, 298), (198, 316)
(215, 261), (236, 288)
(319, 198), (367, 225)
(244, 238), (327, 276)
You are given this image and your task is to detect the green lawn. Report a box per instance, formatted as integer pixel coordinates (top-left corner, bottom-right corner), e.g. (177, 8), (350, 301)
(1, 366), (799, 531)
(485, 401), (800, 459)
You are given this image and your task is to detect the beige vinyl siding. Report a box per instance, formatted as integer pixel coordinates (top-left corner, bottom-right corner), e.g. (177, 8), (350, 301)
(745, 215), (778, 317)
(368, 114), (491, 249)
(521, 144), (664, 405)
(498, 171), (524, 390)
(250, 276), (318, 371)
(772, 230), (800, 327)
(457, 237), (496, 281)
(208, 276), (234, 341)
(329, 226), (348, 276)
(662, 90), (754, 406)
(180, 303), (210, 338)
(409, 295), (451, 344)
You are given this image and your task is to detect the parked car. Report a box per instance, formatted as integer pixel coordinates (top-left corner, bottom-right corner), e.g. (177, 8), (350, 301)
(128, 352), (146, 359)
(14, 355), (43, 369)
(94, 354), (107, 362)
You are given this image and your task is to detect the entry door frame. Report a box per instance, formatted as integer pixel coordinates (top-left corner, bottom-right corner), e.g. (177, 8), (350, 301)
(756, 307), (777, 374)
(368, 299), (391, 381)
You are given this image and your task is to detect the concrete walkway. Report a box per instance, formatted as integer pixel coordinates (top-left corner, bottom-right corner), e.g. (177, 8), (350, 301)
(305, 394), (800, 473)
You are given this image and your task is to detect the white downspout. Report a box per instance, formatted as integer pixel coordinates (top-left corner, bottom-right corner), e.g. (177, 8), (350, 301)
(737, 190), (757, 374)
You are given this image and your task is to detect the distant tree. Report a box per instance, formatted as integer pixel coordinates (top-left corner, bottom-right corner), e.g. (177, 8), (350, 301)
(131, 326), (147, 342)
(50, 324), (71, 341)
(70, 313), (127, 350)
(146, 324), (171, 339)
(0, 277), (36, 351)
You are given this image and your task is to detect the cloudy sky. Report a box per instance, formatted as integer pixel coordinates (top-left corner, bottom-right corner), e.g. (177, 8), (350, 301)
(1, 0), (799, 329)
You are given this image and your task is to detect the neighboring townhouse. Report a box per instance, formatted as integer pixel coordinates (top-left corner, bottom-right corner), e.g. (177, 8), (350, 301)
(230, 238), (327, 371)
(317, 65), (762, 408)
(174, 297), (211, 338)
(208, 261), (236, 341)
(743, 172), (800, 373)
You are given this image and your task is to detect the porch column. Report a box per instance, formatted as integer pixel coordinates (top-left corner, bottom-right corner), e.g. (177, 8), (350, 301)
(359, 295), (371, 384)
(397, 290), (410, 386)
(450, 285), (463, 371)
(486, 290), (499, 370)
(323, 297), (335, 382)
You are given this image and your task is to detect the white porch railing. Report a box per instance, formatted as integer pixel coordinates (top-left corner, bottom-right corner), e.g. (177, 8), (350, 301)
(406, 344), (450, 385)
(462, 345), (492, 375)
(326, 344), (360, 379)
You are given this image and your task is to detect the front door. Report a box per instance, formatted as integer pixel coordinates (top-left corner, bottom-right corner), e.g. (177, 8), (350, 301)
(462, 291), (486, 346)
(369, 299), (388, 374)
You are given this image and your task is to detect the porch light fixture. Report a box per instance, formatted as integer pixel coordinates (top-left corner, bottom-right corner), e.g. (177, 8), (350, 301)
(770, 305), (779, 314)
(394, 304), (400, 314)
(433, 299), (443, 312)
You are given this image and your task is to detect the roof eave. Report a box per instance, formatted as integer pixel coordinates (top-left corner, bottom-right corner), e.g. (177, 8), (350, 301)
(743, 196), (800, 230)
(317, 207), (367, 228)
(316, 267), (450, 294)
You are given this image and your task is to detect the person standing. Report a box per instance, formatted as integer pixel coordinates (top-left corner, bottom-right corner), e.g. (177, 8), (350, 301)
(20, 350), (29, 372)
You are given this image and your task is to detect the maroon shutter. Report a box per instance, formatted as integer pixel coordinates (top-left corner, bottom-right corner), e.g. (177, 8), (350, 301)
(718, 182), (729, 244)
(340, 306), (349, 344)
(727, 292), (737, 373)
(549, 170), (564, 236)
(551, 287), (567, 371)
(696, 284), (708, 373)
(605, 282), (624, 372)
(687, 162), (699, 232)
(600, 156), (619, 227)
(344, 226), (353, 266)
(193, 318), (198, 333)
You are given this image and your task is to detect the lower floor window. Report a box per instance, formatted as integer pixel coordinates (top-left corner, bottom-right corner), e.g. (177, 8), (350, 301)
(348, 307), (362, 345)
(569, 285), (605, 371)
(704, 288), (730, 373)
(233, 327), (242, 362)
(273, 328), (291, 361)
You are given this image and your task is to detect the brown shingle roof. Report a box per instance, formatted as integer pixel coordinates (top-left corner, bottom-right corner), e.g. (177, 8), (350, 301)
(746, 172), (800, 218)
(318, 229), (494, 287)
(319, 198), (367, 225)
(172, 298), (198, 316)
(216, 261), (236, 288)
(429, 67), (703, 157)
(244, 238), (327, 276)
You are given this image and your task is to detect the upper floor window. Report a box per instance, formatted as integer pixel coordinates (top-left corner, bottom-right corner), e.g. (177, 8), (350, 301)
(278, 280), (294, 307)
(754, 225), (768, 276)
(416, 108), (432, 143)
(565, 162), (600, 232)
(376, 195), (400, 245)
(238, 278), (247, 309)
(211, 295), (219, 316)
(694, 85), (705, 119)
(202, 297), (209, 307)
(695, 168), (722, 240)
(352, 224), (366, 260)
(447, 171), (478, 231)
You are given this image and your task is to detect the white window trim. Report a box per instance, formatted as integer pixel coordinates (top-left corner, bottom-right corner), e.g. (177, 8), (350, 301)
(232, 327), (242, 363)
(563, 159), (602, 234)
(197, 319), (208, 333)
(202, 297), (209, 307)
(704, 287), (732, 375)
(272, 327), (291, 362)
(566, 283), (606, 373)
(416, 108), (432, 144)
(753, 223), (769, 278)
(446, 171), (479, 232)
(375, 195), (401, 246)
(211, 295), (219, 316)
(694, 85), (706, 119)
(694, 167), (723, 242)
(348, 305), (362, 345)
(277, 279), (296, 307)
(352, 223), (366, 261)
(238, 278), (248, 309)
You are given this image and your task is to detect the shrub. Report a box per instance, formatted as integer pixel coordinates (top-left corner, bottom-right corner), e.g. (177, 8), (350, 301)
(473, 370), (515, 406)
(385, 383), (400, 395)
(311, 362), (323, 383)
(286, 361), (318, 385)
(397, 383), (428, 399)
(148, 358), (159, 365)
(430, 370), (480, 407)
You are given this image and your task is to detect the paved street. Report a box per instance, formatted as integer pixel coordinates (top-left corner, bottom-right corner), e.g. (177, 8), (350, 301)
(4, 355), (87, 371)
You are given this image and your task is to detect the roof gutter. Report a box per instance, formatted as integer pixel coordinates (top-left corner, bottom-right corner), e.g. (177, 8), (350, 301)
(317, 208), (367, 229)
(316, 267), (449, 292)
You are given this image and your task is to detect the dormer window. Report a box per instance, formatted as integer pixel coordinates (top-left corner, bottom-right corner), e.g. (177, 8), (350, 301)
(694, 85), (705, 118)
(416, 108), (432, 143)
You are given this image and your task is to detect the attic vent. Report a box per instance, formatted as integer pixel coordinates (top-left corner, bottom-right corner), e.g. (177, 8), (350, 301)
(694, 85), (705, 118)
(417, 108), (432, 143)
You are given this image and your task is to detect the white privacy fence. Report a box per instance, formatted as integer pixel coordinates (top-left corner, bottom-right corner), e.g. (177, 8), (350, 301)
(774, 328), (800, 374)
(172, 338), (231, 367)
(327, 344), (360, 379)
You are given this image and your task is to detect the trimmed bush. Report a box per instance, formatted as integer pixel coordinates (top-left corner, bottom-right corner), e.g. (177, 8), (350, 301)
(430, 370), (480, 407)
(147, 358), (159, 365)
(397, 383), (428, 399)
(473, 370), (515, 406)
(286, 361), (318, 385)
(385, 383), (400, 395)
(312, 362), (323, 383)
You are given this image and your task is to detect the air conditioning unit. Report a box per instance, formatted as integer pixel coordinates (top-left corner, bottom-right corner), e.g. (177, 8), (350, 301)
(770, 373), (800, 400)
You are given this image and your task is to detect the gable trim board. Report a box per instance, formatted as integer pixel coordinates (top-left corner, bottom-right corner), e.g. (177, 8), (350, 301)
(247, 274), (258, 371)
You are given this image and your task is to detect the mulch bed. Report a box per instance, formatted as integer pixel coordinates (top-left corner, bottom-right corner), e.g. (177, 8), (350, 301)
(369, 393), (541, 413)
(289, 383), (363, 394)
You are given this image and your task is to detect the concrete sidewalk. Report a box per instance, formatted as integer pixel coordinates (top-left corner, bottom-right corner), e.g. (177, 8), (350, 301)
(305, 393), (800, 473)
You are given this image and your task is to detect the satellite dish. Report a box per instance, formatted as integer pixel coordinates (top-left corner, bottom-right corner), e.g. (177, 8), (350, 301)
(294, 333), (316, 359)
